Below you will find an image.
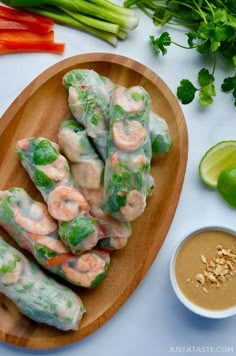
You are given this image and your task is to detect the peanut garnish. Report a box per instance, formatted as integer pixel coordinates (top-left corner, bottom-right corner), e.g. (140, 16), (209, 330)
(201, 254), (207, 264)
(196, 273), (205, 285)
(187, 245), (236, 293)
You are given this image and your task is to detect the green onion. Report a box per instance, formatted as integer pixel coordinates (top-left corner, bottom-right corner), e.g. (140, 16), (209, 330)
(49, 0), (139, 30)
(26, 5), (119, 46)
(60, 7), (120, 35)
(117, 28), (128, 40)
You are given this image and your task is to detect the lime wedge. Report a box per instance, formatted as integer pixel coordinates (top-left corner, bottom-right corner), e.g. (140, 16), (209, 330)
(217, 168), (236, 208)
(199, 140), (236, 188)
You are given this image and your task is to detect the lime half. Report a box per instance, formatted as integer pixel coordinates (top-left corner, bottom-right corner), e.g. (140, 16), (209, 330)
(199, 140), (236, 188)
(217, 168), (236, 208)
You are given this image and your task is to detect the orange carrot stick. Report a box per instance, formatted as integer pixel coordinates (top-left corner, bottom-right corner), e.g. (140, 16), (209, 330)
(46, 253), (75, 267)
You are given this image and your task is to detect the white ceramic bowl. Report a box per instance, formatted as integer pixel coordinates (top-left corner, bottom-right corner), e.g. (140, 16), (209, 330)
(170, 226), (236, 318)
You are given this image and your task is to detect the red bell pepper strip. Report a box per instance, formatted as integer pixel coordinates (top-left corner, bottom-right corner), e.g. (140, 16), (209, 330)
(0, 39), (65, 54)
(0, 5), (54, 27)
(0, 29), (54, 42)
(0, 18), (31, 30)
(0, 18), (51, 33)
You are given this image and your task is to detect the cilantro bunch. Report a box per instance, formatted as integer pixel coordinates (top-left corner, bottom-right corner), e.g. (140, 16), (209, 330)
(124, 0), (236, 107)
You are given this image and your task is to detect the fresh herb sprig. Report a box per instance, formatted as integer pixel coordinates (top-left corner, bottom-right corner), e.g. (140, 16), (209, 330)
(221, 74), (236, 106)
(150, 32), (217, 106)
(124, 0), (236, 107)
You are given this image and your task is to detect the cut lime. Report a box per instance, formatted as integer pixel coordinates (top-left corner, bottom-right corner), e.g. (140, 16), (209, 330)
(199, 140), (236, 188)
(217, 168), (236, 208)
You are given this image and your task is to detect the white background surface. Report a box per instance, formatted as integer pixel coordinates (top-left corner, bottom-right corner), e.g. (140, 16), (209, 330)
(0, 1), (236, 355)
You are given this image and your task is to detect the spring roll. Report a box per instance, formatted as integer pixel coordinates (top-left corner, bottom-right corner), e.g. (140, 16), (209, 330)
(0, 236), (85, 330)
(16, 137), (105, 254)
(63, 69), (172, 159)
(102, 86), (152, 222)
(58, 118), (131, 250)
(0, 188), (110, 288)
(64, 73), (154, 198)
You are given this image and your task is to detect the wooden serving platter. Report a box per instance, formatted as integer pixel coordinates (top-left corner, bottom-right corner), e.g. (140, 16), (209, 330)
(0, 53), (188, 349)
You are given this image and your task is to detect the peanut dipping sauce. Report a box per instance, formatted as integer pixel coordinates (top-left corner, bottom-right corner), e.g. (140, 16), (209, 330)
(175, 229), (236, 311)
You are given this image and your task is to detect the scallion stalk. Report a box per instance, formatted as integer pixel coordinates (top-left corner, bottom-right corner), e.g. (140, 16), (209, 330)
(48, 0), (139, 30)
(60, 7), (120, 35)
(26, 5), (118, 46)
(117, 28), (128, 40)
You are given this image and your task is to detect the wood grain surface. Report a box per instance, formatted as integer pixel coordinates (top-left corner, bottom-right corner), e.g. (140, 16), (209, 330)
(0, 53), (188, 349)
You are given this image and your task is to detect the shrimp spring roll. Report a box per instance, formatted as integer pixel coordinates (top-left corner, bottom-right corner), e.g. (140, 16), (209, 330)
(63, 72), (154, 197)
(0, 188), (110, 288)
(0, 236), (85, 330)
(102, 86), (152, 222)
(16, 137), (105, 254)
(58, 118), (131, 250)
(63, 69), (172, 159)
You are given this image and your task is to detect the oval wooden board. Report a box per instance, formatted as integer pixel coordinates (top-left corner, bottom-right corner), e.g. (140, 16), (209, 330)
(0, 53), (188, 349)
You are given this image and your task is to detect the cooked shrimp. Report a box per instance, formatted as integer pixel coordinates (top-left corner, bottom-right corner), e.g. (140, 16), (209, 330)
(120, 190), (146, 221)
(13, 202), (57, 235)
(71, 160), (103, 190)
(112, 120), (145, 151)
(113, 86), (145, 114)
(48, 186), (89, 221)
(30, 233), (68, 254)
(0, 252), (22, 285)
(62, 252), (106, 287)
(37, 154), (70, 182)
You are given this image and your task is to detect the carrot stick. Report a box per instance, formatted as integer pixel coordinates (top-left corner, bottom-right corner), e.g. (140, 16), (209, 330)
(45, 253), (75, 267)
